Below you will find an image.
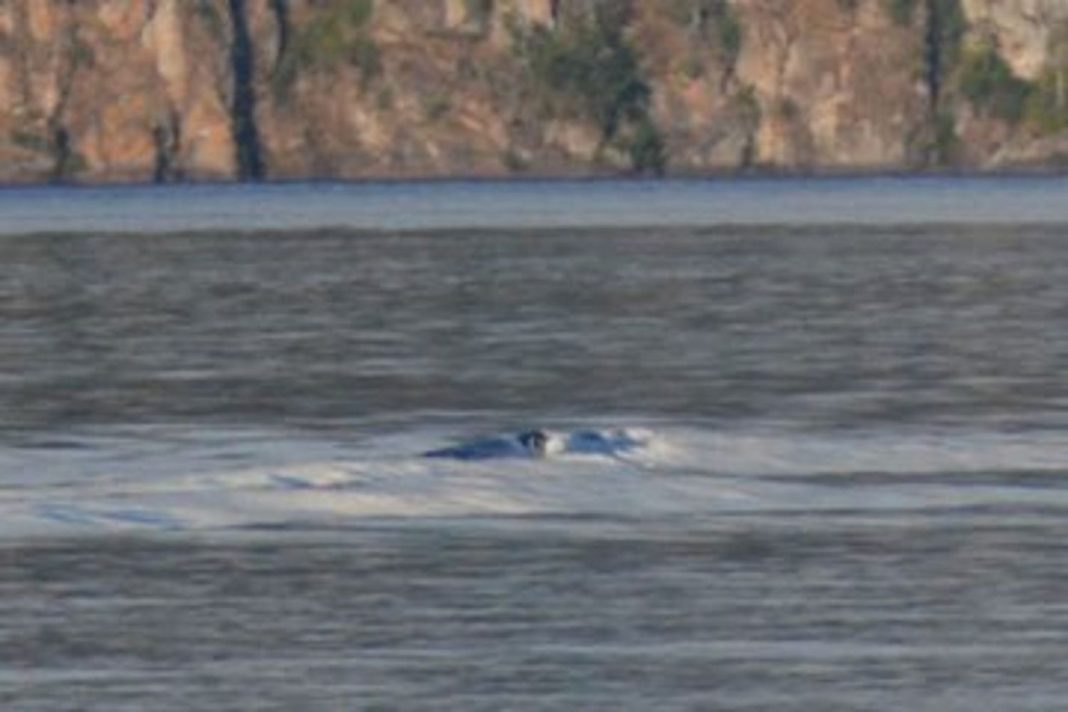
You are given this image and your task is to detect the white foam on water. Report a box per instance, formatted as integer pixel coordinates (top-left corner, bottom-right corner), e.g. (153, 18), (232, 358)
(649, 426), (1068, 477)
(3, 425), (1068, 540)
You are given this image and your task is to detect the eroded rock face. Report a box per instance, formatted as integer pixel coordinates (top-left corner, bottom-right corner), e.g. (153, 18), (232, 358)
(961, 0), (1068, 79)
(0, 0), (1065, 183)
(0, 0), (236, 183)
(729, 0), (928, 169)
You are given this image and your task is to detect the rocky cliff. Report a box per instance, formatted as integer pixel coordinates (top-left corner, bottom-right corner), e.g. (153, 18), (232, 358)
(1, 0), (1067, 183)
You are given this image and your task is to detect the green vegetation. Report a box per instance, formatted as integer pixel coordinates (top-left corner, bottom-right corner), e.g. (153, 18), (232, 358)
(886, 0), (917, 26)
(1024, 23), (1068, 133)
(929, 111), (960, 165)
(9, 125), (81, 178)
(10, 130), (48, 153)
(1025, 68), (1068, 133)
(272, 0), (380, 99)
(68, 34), (96, 69)
(667, 0), (697, 26)
(667, 0), (742, 72)
(629, 119), (666, 175)
(922, 0), (966, 116)
(680, 54), (705, 81)
(778, 97), (800, 121)
(348, 35), (382, 79)
(423, 93), (452, 121)
(940, 29), (1068, 136)
(49, 127), (87, 183)
(714, 2), (743, 70)
(906, 108), (958, 169)
(522, 22), (648, 140)
(513, 7), (666, 174)
(501, 147), (529, 173)
(735, 84), (761, 121)
(463, 0), (494, 26)
(375, 85), (395, 112)
(887, 0), (966, 113)
(194, 0), (226, 41)
(951, 35), (1068, 134)
(340, 0), (374, 27)
(958, 43), (1031, 123)
(57, 151), (88, 178)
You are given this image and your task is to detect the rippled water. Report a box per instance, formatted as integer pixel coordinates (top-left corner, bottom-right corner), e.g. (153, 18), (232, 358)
(3, 179), (1068, 710)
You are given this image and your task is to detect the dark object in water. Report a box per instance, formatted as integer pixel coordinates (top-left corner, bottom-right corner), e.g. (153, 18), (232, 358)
(424, 429), (550, 461)
(517, 429), (550, 457)
(424, 429), (644, 461)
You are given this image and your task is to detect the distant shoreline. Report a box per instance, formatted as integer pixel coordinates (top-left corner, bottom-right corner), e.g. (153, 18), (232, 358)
(2, 166), (1068, 192)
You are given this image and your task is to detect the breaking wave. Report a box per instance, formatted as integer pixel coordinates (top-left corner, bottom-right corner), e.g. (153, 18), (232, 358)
(4, 424), (1068, 540)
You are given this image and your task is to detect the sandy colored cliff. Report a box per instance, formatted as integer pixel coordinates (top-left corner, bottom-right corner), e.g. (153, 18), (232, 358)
(1, 0), (1067, 183)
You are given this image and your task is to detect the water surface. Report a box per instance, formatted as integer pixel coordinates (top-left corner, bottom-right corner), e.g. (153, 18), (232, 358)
(2, 175), (1068, 234)
(2, 178), (1068, 710)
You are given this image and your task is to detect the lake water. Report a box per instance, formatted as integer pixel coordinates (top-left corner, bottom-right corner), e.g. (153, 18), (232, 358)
(3, 178), (1068, 710)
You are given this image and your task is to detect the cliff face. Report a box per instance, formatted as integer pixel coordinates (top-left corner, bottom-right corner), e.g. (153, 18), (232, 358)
(0, 0), (234, 182)
(1, 0), (1067, 183)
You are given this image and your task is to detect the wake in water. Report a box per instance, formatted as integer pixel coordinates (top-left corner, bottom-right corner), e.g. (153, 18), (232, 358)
(5, 425), (1068, 539)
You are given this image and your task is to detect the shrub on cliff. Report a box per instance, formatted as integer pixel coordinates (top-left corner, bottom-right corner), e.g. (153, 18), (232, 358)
(954, 32), (1068, 135)
(272, 0), (380, 99)
(513, 9), (666, 174)
(1024, 71), (1068, 134)
(929, 111), (960, 166)
(958, 43), (1031, 124)
(1025, 23), (1068, 134)
(628, 119), (666, 176)
(522, 21), (649, 140)
(886, 0), (916, 26)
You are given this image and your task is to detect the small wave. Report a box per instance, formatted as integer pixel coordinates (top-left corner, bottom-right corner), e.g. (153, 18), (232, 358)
(5, 425), (1068, 540)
